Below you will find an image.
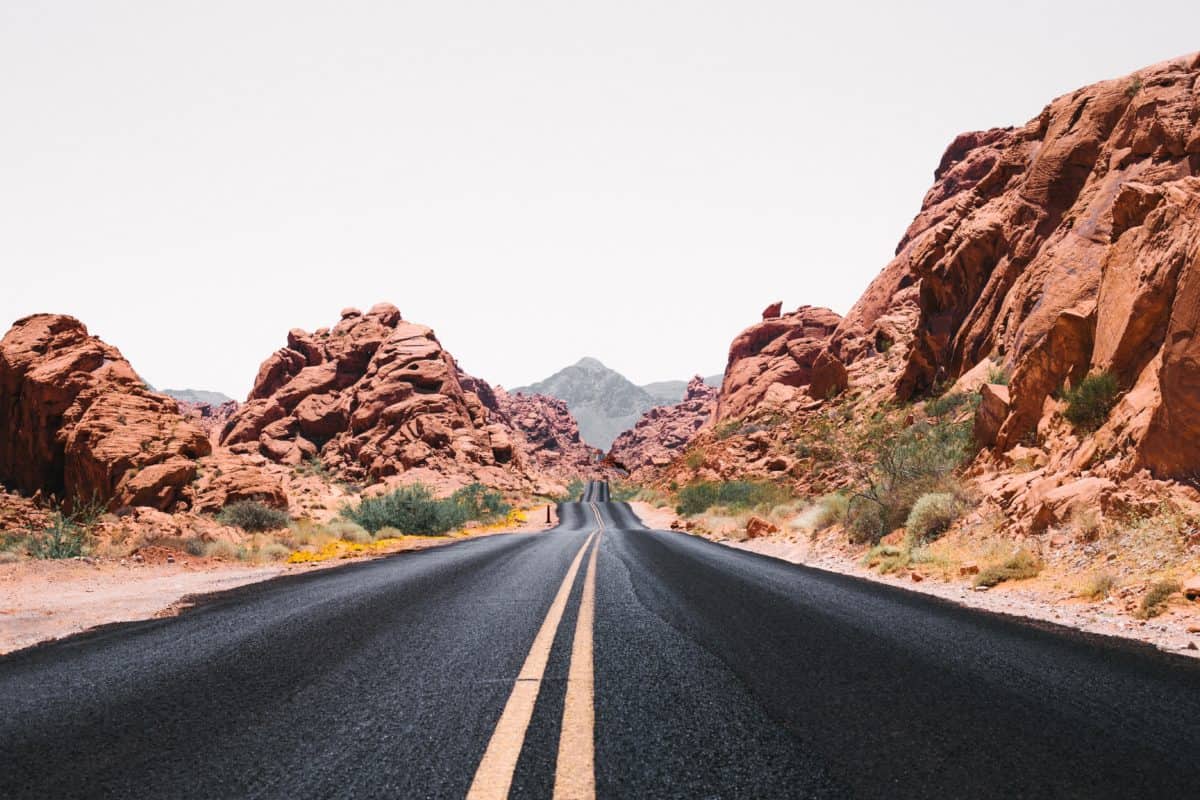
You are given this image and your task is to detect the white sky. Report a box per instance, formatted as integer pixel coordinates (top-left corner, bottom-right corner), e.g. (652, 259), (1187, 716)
(2, 2), (1197, 399)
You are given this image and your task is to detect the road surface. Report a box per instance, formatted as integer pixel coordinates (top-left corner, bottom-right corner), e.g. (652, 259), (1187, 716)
(2, 481), (1199, 798)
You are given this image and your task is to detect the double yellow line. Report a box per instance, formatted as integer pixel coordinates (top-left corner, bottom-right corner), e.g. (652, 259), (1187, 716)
(467, 503), (605, 800)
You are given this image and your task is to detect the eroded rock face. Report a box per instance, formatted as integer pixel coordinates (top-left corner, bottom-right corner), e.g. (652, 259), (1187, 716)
(715, 306), (846, 422)
(609, 377), (717, 478)
(841, 53), (1200, 479)
(221, 304), (537, 488)
(0, 315), (212, 510)
(493, 388), (600, 479)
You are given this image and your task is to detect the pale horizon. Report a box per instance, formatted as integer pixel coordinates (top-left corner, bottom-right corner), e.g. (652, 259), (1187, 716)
(3, 1), (1197, 399)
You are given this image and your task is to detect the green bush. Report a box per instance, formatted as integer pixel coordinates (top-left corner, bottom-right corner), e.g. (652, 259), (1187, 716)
(986, 365), (1010, 385)
(27, 512), (90, 559)
(845, 413), (974, 543)
(555, 478), (585, 503)
(974, 550), (1042, 588)
(905, 492), (962, 542)
(343, 482), (511, 535)
(218, 500), (291, 532)
(1063, 372), (1119, 431)
(675, 480), (791, 516)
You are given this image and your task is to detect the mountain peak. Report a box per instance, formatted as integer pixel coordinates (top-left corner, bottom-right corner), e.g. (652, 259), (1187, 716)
(573, 356), (608, 370)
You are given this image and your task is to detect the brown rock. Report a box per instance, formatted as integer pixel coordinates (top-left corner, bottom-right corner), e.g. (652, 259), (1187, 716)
(1183, 575), (1200, 601)
(762, 301), (783, 320)
(608, 377), (717, 479)
(745, 515), (780, 539)
(0, 315), (211, 511)
(960, 562), (980, 576)
(974, 384), (1010, 448)
(715, 306), (843, 422)
(220, 304), (591, 491)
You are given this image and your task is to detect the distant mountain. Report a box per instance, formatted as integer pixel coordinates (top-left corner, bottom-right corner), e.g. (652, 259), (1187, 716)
(160, 388), (235, 406)
(513, 358), (722, 450)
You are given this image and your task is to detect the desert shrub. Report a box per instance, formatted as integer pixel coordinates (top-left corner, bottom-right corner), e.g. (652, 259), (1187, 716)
(845, 415), (974, 543)
(974, 550), (1042, 588)
(811, 493), (850, 529)
(343, 483), (510, 535)
(1071, 508), (1103, 542)
(27, 512), (89, 559)
(297, 456), (331, 480)
(925, 391), (976, 420)
(1138, 580), (1181, 619)
(1063, 372), (1119, 431)
(1125, 74), (1143, 98)
(184, 537), (207, 557)
(1076, 570), (1118, 601)
(684, 450), (705, 470)
(366, 525), (398, 540)
(202, 539), (243, 561)
(675, 480), (791, 516)
(556, 478), (586, 503)
(258, 542), (292, 562)
(986, 365), (1010, 385)
(905, 492), (962, 542)
(609, 481), (642, 502)
(864, 543), (910, 574)
(218, 500), (290, 532)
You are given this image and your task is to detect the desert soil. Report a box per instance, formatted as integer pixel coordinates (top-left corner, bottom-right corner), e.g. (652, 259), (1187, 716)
(0, 505), (558, 656)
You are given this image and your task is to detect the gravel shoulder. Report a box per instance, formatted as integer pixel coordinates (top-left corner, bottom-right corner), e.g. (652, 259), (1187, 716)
(626, 501), (1200, 659)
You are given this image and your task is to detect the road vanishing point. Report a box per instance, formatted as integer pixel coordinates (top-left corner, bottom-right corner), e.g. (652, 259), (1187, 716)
(3, 481), (1200, 798)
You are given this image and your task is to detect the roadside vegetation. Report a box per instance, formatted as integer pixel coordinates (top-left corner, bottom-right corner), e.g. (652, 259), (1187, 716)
(675, 480), (792, 516)
(342, 482), (511, 535)
(974, 550), (1042, 588)
(1137, 579), (1181, 619)
(218, 500), (291, 532)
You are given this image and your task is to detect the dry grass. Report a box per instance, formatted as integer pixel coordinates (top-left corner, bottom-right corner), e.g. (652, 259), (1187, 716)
(1074, 570), (1118, 601)
(1137, 580), (1181, 619)
(974, 549), (1042, 588)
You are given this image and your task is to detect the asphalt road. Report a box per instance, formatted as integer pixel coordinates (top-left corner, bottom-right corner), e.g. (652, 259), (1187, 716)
(2, 481), (1200, 798)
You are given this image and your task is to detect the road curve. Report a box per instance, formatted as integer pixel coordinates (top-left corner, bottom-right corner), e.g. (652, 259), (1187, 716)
(2, 481), (1199, 798)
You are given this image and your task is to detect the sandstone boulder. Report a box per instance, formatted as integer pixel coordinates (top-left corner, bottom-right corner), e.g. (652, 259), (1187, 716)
(0, 315), (211, 511)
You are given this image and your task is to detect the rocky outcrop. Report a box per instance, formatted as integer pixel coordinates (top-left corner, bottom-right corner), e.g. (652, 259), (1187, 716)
(177, 399), (239, 445)
(494, 388), (600, 478)
(715, 306), (846, 422)
(0, 315), (212, 511)
(220, 304), (540, 489)
(609, 377), (717, 477)
(840, 53), (1200, 481)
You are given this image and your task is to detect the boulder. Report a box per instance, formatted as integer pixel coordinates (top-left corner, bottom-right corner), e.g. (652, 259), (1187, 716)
(745, 515), (780, 539)
(0, 314), (211, 511)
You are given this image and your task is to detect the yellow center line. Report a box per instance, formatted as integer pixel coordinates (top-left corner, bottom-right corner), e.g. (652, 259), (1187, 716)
(466, 524), (599, 800)
(553, 506), (602, 799)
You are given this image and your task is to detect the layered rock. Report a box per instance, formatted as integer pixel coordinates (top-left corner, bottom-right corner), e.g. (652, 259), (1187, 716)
(609, 377), (717, 477)
(177, 399), (239, 446)
(715, 306), (847, 423)
(0, 315), (212, 510)
(840, 53), (1200, 481)
(494, 388), (600, 479)
(220, 304), (539, 489)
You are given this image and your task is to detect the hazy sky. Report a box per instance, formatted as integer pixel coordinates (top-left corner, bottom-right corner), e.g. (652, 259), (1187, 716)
(2, 2), (1196, 398)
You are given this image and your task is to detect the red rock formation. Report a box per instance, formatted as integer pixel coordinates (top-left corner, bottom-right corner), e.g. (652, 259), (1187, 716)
(493, 388), (600, 479)
(715, 306), (846, 422)
(0, 315), (212, 510)
(609, 377), (717, 478)
(836, 53), (1200, 480)
(177, 400), (239, 446)
(221, 304), (542, 489)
